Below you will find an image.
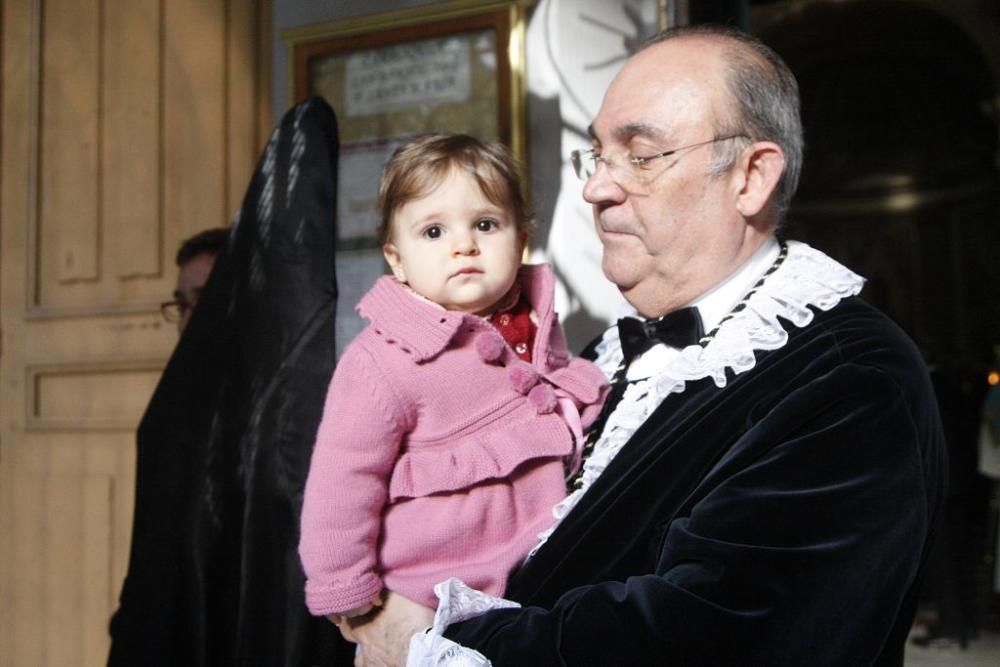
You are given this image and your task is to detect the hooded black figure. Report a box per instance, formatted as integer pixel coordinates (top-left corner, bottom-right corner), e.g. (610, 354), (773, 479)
(108, 97), (347, 666)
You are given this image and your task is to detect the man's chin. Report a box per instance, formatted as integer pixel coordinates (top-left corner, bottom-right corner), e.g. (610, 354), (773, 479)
(601, 262), (639, 295)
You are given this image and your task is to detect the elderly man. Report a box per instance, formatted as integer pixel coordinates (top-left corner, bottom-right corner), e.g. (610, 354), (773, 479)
(346, 25), (946, 666)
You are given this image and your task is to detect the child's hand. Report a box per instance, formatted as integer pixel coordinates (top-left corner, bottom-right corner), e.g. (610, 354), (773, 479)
(326, 593), (384, 625)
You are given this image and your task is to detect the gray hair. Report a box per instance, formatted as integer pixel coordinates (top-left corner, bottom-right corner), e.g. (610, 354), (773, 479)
(641, 25), (803, 220)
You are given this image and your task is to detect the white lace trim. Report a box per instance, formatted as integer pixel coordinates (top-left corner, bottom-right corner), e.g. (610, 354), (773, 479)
(406, 579), (518, 667)
(532, 240), (864, 555)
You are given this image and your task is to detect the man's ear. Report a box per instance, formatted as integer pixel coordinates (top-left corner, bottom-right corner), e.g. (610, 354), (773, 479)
(383, 243), (406, 283)
(735, 141), (785, 218)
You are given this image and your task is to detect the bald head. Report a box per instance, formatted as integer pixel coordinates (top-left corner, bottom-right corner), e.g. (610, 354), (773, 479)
(639, 26), (803, 219)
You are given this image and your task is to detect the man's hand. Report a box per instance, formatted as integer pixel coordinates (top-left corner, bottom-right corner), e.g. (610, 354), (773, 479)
(337, 592), (435, 667)
(327, 593), (385, 627)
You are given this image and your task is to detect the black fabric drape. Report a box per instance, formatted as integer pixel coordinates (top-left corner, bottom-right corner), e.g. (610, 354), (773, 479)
(109, 97), (349, 666)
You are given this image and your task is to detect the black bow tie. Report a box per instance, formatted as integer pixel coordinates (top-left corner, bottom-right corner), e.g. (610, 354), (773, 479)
(617, 307), (704, 366)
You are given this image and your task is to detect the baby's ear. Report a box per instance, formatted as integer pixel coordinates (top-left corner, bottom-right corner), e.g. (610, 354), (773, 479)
(383, 243), (406, 283)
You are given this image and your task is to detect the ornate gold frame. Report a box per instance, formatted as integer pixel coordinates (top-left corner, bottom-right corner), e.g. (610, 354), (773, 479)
(283, 0), (531, 159)
(282, 0), (531, 249)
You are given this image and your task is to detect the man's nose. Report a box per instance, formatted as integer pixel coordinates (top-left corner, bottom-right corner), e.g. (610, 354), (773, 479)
(582, 159), (626, 205)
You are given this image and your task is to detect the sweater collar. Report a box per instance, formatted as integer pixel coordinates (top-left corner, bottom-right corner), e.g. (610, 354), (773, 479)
(357, 264), (555, 363)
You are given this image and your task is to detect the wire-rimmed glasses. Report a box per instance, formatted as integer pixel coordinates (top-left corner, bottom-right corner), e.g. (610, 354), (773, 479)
(570, 134), (748, 186)
(160, 299), (194, 324)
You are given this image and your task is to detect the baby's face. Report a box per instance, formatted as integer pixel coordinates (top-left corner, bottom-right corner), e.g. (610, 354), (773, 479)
(383, 167), (524, 315)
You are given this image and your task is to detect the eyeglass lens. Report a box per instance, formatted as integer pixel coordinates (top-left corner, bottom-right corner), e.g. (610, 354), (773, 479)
(160, 300), (193, 323)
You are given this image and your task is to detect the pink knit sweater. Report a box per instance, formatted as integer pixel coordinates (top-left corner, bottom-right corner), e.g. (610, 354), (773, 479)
(298, 264), (608, 614)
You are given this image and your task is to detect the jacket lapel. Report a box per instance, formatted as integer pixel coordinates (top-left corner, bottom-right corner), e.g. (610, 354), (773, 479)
(506, 375), (727, 605)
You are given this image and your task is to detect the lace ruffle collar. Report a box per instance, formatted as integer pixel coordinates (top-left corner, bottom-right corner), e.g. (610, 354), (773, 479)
(531, 240), (865, 555)
(592, 240), (864, 388)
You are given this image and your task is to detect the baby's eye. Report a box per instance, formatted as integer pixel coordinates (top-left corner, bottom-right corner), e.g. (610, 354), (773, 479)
(476, 218), (498, 232)
(422, 225), (443, 240)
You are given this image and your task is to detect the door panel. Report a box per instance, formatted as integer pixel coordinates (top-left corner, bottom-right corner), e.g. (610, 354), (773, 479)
(0, 1), (272, 664)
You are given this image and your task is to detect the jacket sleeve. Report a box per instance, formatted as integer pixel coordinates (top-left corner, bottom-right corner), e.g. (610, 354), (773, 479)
(298, 343), (408, 616)
(446, 364), (942, 665)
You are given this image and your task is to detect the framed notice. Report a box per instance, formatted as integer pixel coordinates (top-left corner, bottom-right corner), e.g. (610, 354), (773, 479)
(285, 0), (531, 250)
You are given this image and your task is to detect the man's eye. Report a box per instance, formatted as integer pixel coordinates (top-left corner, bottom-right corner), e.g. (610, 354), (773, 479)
(423, 225), (443, 239)
(476, 218), (498, 232)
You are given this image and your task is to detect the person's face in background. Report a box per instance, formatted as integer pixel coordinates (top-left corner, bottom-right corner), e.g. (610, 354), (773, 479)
(173, 251), (216, 333)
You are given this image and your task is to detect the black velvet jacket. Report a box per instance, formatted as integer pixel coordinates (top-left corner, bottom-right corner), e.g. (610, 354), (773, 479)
(448, 296), (946, 666)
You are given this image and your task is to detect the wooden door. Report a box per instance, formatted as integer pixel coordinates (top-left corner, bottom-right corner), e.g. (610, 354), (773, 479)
(0, 1), (271, 664)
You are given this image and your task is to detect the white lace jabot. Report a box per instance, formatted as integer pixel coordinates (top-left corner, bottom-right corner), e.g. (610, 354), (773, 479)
(406, 240), (865, 666)
(537, 240), (864, 552)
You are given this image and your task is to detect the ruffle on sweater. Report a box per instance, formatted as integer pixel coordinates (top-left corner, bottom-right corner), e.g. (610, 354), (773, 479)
(388, 408), (575, 500)
(534, 240), (865, 555)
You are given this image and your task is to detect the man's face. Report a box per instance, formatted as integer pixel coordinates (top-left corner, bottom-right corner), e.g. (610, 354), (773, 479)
(583, 38), (753, 318)
(173, 252), (216, 333)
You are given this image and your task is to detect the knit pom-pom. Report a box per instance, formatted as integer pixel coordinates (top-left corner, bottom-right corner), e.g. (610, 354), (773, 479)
(475, 332), (505, 363)
(529, 383), (557, 414)
(508, 362), (540, 394)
